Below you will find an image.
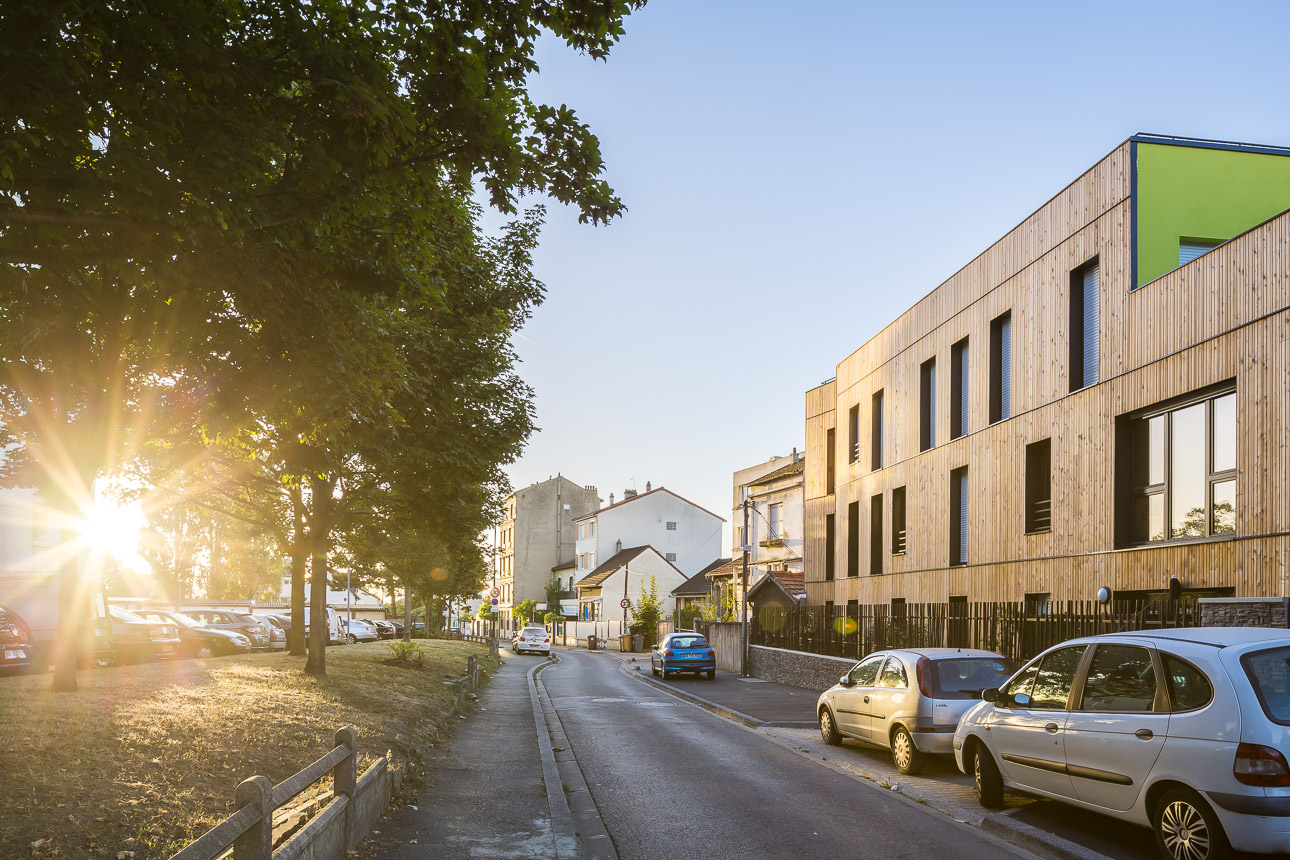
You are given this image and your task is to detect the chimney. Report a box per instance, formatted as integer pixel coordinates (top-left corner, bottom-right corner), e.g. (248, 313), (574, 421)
(610, 492), (615, 506)
(585, 485), (595, 492)
(645, 481), (652, 492)
(792, 447), (799, 462)
(624, 488), (638, 499)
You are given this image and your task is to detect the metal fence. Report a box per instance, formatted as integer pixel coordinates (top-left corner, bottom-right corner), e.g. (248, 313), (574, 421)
(750, 598), (1202, 666)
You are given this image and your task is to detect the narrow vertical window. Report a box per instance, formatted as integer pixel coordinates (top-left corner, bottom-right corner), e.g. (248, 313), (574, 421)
(825, 513), (836, 581)
(848, 405), (860, 464)
(1070, 259), (1100, 391)
(870, 493), (883, 575)
(951, 338), (969, 439)
(825, 427), (836, 494)
(1025, 438), (1052, 533)
(871, 389), (884, 471)
(990, 311), (1012, 424)
(768, 503), (781, 540)
(891, 486), (906, 555)
(847, 501), (860, 578)
(950, 466), (968, 566)
(920, 358), (936, 451)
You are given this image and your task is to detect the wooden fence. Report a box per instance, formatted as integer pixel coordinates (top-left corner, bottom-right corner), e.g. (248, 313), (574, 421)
(749, 598), (1202, 666)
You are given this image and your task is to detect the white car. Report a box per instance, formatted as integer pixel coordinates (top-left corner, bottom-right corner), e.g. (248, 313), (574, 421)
(514, 626), (551, 655)
(342, 618), (380, 643)
(954, 628), (1290, 860)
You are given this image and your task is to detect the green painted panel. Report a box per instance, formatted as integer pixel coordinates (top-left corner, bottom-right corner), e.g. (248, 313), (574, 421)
(1135, 143), (1290, 288)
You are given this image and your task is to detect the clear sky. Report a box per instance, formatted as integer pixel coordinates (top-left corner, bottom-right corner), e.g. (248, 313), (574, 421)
(492, 0), (1290, 550)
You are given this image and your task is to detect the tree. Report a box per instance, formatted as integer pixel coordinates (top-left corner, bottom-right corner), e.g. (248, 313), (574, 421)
(544, 577), (566, 613)
(515, 599), (539, 627)
(627, 575), (664, 641)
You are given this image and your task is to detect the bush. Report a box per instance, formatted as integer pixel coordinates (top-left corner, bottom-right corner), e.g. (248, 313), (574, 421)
(386, 640), (426, 666)
(543, 611), (561, 625)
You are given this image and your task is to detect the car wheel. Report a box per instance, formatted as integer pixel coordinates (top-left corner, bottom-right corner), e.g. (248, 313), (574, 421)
(972, 743), (1004, 809)
(345, 634), (356, 645)
(819, 707), (842, 746)
(706, 669), (715, 680)
(660, 665), (669, 680)
(891, 726), (924, 776)
(1154, 787), (1229, 860)
(651, 664), (659, 676)
(92, 655), (115, 669)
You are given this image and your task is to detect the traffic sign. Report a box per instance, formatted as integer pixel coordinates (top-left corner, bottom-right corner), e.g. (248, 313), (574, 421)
(620, 598), (630, 609)
(491, 598), (498, 606)
(489, 587), (500, 598)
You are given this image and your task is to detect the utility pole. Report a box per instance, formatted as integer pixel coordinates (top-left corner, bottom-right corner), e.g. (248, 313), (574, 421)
(741, 496), (749, 677)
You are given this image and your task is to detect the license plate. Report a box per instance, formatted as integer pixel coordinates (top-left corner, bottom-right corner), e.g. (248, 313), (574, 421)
(4, 649), (26, 660)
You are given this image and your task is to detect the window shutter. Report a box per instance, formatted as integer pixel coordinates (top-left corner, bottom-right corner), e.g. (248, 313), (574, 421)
(1083, 265), (1099, 386)
(958, 471), (969, 565)
(1180, 240), (1219, 266)
(928, 363), (936, 443)
(959, 347), (969, 436)
(1000, 315), (1011, 420)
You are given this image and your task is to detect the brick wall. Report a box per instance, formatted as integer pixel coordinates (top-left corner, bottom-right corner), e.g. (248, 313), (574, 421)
(749, 645), (855, 691)
(1200, 597), (1289, 628)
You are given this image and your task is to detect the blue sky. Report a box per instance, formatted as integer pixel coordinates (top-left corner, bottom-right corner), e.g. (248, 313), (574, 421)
(493, 1), (1290, 548)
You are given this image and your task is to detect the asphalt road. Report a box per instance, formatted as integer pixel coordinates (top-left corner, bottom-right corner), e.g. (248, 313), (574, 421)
(542, 649), (1032, 860)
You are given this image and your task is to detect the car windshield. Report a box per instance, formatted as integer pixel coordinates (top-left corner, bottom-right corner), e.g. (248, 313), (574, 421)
(926, 657), (1017, 700)
(669, 636), (709, 650)
(1242, 647), (1290, 725)
(109, 605), (147, 623)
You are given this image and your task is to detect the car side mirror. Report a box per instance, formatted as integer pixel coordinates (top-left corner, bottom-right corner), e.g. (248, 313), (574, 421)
(839, 675), (853, 688)
(981, 687), (999, 703)
(1012, 693), (1031, 707)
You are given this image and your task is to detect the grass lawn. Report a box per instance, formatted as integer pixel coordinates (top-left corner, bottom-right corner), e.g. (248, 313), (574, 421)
(0, 639), (496, 859)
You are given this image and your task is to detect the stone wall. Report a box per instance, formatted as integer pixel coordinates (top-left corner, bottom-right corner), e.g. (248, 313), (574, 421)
(749, 645), (855, 692)
(1200, 597), (1289, 628)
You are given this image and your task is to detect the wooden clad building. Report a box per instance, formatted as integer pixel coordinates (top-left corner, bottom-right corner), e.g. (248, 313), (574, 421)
(805, 134), (1290, 607)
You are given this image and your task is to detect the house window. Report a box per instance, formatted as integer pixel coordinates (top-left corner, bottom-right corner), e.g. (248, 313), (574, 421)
(870, 493), (883, 575)
(891, 486), (906, 555)
(920, 357), (936, 451)
(577, 522), (585, 540)
(826, 428), (836, 494)
(568, 575), (574, 592)
(848, 405), (860, 464)
(1180, 238), (1221, 266)
(1116, 386), (1236, 545)
(950, 466), (968, 566)
(990, 311), (1011, 424)
(589, 521), (596, 537)
(1070, 259), (1099, 391)
(666, 521), (677, 530)
(825, 513), (836, 581)
(951, 337), (969, 439)
(847, 501), (860, 578)
(577, 554), (584, 570)
(1025, 439), (1052, 534)
(871, 389), (884, 470)
(588, 552), (596, 568)
(768, 503), (781, 539)
(665, 552), (677, 563)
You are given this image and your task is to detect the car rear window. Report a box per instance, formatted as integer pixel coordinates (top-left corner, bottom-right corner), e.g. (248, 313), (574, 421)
(927, 657), (1017, 699)
(1161, 653), (1213, 711)
(669, 636), (709, 649)
(1242, 647), (1290, 726)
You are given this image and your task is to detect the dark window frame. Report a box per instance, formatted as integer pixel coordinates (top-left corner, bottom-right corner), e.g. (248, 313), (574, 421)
(871, 389), (884, 471)
(1025, 438), (1052, 534)
(950, 466), (968, 566)
(826, 428), (836, 495)
(920, 357), (936, 451)
(870, 493), (883, 575)
(1069, 258), (1100, 392)
(891, 486), (907, 556)
(848, 405), (860, 464)
(824, 513), (836, 581)
(951, 338), (969, 439)
(990, 311), (1012, 424)
(847, 501), (860, 578)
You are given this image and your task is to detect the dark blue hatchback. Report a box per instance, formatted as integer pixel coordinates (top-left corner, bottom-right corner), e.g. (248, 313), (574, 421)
(651, 633), (716, 680)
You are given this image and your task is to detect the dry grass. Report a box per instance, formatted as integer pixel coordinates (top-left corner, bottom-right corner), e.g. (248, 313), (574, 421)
(0, 640), (496, 859)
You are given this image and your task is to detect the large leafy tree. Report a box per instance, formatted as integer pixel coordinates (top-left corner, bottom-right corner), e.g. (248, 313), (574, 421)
(0, 0), (642, 689)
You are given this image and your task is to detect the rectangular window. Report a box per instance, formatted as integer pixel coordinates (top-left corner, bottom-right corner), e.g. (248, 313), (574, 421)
(666, 521), (677, 530)
(847, 501), (860, 578)
(665, 552), (676, 563)
(588, 552), (596, 568)
(951, 338), (969, 439)
(577, 522), (585, 540)
(1116, 386), (1236, 546)
(871, 389), (884, 470)
(825, 513), (836, 581)
(990, 311), (1012, 424)
(735, 526), (743, 551)
(1180, 238), (1221, 266)
(848, 405), (860, 464)
(920, 358), (936, 451)
(1070, 259), (1100, 391)
(589, 521), (596, 537)
(891, 486), (906, 555)
(870, 493), (883, 575)
(826, 428), (836, 494)
(950, 466), (968, 566)
(1025, 439), (1052, 534)
(768, 503), (781, 539)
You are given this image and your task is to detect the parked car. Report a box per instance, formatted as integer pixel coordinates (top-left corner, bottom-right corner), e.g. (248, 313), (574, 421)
(0, 571), (113, 671)
(0, 604), (33, 673)
(134, 608), (254, 658)
(341, 618), (379, 643)
(511, 626), (551, 655)
(818, 648), (1015, 775)
(371, 620), (398, 640)
(105, 605), (182, 665)
(250, 614), (288, 650)
(280, 607), (345, 645)
(955, 628), (1290, 860)
(182, 609), (271, 650)
(651, 632), (716, 680)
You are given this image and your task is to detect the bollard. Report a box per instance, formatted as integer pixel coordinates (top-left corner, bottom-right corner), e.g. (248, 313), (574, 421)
(233, 775), (274, 860)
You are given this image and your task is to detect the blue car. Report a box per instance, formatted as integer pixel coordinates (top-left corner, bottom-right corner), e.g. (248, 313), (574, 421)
(651, 633), (716, 680)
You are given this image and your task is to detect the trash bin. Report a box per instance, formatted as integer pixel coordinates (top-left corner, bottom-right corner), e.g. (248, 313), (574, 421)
(631, 634), (645, 652)
(618, 633), (633, 651)
(587, 635), (597, 650)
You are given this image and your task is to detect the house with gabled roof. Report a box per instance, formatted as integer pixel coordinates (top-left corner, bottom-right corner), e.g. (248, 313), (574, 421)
(670, 557), (731, 615)
(574, 545), (687, 623)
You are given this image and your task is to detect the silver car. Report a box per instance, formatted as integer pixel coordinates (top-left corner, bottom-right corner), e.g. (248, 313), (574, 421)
(817, 647), (1015, 775)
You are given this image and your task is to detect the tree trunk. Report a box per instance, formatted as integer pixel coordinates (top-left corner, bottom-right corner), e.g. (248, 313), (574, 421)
(50, 522), (81, 692)
(403, 577), (412, 642)
(304, 476), (333, 676)
(288, 488), (307, 656)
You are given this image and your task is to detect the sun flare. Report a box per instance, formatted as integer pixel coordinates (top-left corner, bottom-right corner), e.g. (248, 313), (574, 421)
(82, 495), (149, 574)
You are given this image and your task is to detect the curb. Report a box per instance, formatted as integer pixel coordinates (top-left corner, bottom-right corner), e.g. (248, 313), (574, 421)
(531, 656), (618, 860)
(981, 810), (1113, 860)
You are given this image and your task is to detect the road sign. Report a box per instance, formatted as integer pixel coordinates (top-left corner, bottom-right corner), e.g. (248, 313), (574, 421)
(489, 587), (499, 598)
(620, 598), (630, 609)
(491, 598), (498, 606)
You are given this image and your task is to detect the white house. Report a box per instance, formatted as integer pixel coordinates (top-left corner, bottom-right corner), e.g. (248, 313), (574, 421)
(574, 545), (687, 623)
(572, 484), (724, 584)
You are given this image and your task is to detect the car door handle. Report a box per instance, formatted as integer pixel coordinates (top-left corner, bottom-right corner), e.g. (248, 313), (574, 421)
(863, 696), (870, 704)
(1045, 723), (1060, 733)
(1135, 728), (1154, 740)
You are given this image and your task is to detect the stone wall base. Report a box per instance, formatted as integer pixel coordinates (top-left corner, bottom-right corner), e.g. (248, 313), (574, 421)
(1200, 597), (1289, 628)
(749, 645), (855, 692)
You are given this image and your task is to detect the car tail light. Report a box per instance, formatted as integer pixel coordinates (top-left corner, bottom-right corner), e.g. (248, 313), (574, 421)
(242, 625), (260, 635)
(663, 649), (674, 658)
(915, 656), (934, 698)
(1234, 743), (1290, 787)
(706, 649), (715, 659)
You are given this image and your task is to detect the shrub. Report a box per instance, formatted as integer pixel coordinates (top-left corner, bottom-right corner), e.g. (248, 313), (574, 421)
(386, 640), (426, 666)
